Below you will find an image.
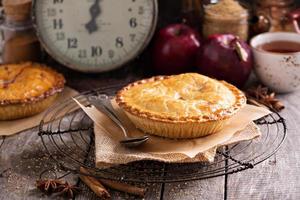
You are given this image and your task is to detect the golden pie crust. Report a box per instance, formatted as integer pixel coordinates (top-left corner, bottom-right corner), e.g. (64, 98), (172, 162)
(0, 62), (65, 120)
(116, 73), (246, 139)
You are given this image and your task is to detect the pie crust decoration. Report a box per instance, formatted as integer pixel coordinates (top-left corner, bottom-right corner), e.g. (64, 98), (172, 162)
(116, 73), (246, 139)
(0, 62), (65, 120)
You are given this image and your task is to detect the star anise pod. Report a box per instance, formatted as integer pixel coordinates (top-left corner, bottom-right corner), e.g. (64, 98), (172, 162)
(246, 85), (285, 112)
(56, 181), (81, 199)
(261, 92), (285, 112)
(36, 179), (64, 195)
(247, 85), (268, 99)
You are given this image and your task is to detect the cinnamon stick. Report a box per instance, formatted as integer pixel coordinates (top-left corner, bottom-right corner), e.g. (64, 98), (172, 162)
(79, 168), (110, 199)
(99, 179), (146, 197)
(80, 167), (146, 197)
(247, 97), (268, 108)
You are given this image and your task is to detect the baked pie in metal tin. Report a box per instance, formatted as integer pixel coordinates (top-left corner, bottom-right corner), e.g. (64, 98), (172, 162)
(116, 73), (246, 139)
(0, 62), (65, 120)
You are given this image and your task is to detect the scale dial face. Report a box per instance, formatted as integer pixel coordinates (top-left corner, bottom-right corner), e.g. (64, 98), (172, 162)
(33, 0), (158, 73)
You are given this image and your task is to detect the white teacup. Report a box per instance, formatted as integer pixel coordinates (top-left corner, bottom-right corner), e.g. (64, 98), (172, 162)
(250, 32), (300, 93)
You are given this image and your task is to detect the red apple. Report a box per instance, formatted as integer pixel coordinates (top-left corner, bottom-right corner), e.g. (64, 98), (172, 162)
(196, 34), (253, 88)
(152, 24), (201, 75)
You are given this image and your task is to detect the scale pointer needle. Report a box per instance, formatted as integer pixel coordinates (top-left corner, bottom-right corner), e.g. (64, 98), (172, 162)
(85, 0), (101, 34)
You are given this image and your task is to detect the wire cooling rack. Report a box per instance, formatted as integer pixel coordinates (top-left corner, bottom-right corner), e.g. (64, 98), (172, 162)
(38, 85), (287, 183)
(0, 136), (4, 150)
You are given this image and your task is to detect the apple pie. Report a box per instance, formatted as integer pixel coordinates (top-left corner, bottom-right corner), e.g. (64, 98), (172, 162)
(116, 73), (246, 139)
(0, 62), (65, 120)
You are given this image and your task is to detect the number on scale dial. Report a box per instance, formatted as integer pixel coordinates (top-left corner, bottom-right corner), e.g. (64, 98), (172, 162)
(33, 0), (158, 72)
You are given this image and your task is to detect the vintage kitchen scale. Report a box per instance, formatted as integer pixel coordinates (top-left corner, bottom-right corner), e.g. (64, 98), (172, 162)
(32, 0), (158, 73)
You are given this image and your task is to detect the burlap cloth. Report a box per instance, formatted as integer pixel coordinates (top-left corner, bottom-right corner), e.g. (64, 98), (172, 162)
(74, 99), (271, 167)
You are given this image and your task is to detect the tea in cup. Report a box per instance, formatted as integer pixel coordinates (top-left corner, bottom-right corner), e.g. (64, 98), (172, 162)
(250, 32), (300, 93)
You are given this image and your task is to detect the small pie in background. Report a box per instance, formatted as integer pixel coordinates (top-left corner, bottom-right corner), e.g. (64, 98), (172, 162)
(0, 62), (65, 121)
(116, 73), (246, 139)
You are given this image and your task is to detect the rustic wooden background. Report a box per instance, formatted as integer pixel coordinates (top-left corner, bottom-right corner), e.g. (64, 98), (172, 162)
(1, 1), (300, 200)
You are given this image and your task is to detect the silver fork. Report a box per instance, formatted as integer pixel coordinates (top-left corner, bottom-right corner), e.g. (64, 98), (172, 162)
(88, 95), (149, 148)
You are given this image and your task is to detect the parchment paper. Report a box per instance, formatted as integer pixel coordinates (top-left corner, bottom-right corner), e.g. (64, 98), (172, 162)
(74, 99), (271, 167)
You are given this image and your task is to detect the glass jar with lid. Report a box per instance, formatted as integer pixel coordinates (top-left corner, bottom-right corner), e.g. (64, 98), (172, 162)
(202, 0), (249, 41)
(0, 0), (41, 64)
(0, 19), (41, 64)
(254, 0), (295, 32)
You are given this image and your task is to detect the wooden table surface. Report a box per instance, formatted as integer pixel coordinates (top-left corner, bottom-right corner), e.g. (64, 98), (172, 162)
(0, 62), (299, 200)
(1, 1), (300, 198)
